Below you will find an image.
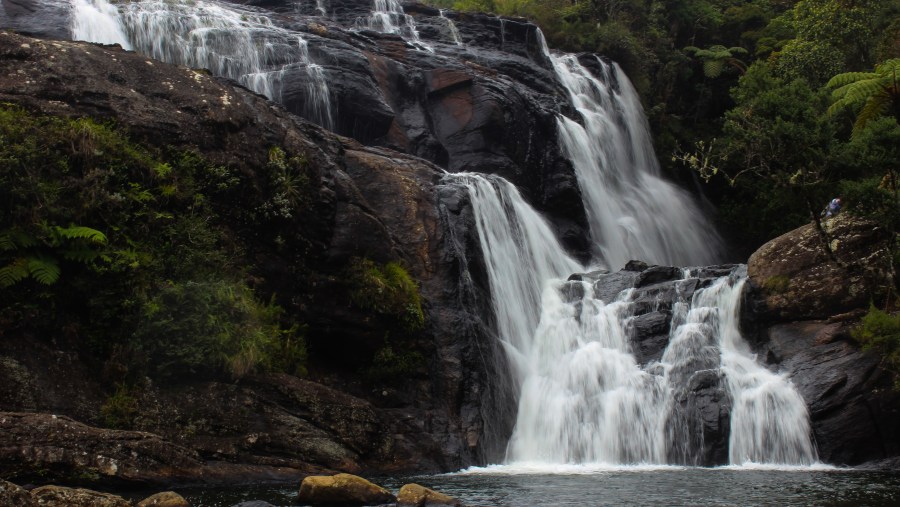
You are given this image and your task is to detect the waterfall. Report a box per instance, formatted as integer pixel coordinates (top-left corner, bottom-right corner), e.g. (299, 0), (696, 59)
(315, 0), (327, 17)
(70, 0), (131, 48)
(359, 0), (432, 52)
(439, 10), (463, 46)
(551, 54), (721, 269)
(68, 0), (335, 129)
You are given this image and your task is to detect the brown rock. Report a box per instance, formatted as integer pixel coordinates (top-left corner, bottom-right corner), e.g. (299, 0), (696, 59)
(30, 485), (130, 507)
(747, 214), (894, 322)
(136, 491), (190, 507)
(297, 473), (396, 505)
(0, 479), (36, 507)
(397, 483), (463, 506)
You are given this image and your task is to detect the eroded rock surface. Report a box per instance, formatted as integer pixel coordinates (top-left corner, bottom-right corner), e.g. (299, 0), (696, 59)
(296, 473), (396, 506)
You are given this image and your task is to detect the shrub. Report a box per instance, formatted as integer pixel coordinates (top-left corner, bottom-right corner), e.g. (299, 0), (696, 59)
(133, 280), (306, 380)
(348, 258), (425, 332)
(363, 344), (426, 384)
(852, 305), (900, 387)
(100, 384), (139, 429)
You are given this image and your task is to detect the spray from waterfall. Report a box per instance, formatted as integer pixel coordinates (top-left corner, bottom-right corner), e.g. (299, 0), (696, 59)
(70, 0), (131, 48)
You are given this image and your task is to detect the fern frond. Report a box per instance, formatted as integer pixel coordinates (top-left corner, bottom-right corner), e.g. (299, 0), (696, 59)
(53, 226), (107, 244)
(826, 72), (879, 89)
(0, 258), (29, 288)
(852, 94), (892, 138)
(0, 233), (15, 252)
(704, 59), (725, 78)
(26, 256), (60, 285)
(0, 230), (38, 250)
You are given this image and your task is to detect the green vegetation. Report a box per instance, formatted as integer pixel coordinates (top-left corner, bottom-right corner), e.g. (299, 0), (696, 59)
(348, 258), (425, 333)
(0, 105), (309, 407)
(363, 344), (426, 384)
(852, 305), (900, 387)
(100, 384), (139, 429)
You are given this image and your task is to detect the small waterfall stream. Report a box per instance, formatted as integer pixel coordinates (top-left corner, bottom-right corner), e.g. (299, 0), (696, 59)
(358, 0), (432, 52)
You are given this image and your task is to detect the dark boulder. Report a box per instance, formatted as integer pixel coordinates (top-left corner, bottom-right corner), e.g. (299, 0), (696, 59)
(747, 214), (894, 323)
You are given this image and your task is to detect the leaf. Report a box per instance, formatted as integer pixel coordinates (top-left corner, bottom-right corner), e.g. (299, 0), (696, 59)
(826, 72), (879, 89)
(26, 256), (60, 285)
(0, 258), (29, 288)
(704, 59), (725, 78)
(61, 246), (100, 263)
(53, 226), (107, 244)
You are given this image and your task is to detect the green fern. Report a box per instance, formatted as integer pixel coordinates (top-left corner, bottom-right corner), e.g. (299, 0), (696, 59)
(827, 59), (900, 138)
(52, 226), (107, 244)
(26, 257), (61, 285)
(0, 259), (29, 288)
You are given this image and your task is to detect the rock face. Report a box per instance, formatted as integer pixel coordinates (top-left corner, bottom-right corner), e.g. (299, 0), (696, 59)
(296, 473), (396, 506)
(747, 214), (894, 322)
(0, 29), (490, 483)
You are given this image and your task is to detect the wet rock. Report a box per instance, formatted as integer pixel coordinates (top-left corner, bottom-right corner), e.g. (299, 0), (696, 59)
(747, 214), (894, 322)
(623, 260), (649, 271)
(592, 271), (640, 303)
(762, 321), (900, 465)
(230, 502), (276, 507)
(397, 483), (464, 506)
(629, 311), (672, 365)
(30, 485), (130, 507)
(0, 479), (36, 507)
(635, 266), (681, 287)
(136, 491), (190, 507)
(296, 473), (396, 506)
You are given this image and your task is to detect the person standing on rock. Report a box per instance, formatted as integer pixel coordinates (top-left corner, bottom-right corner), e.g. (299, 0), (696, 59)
(822, 197), (842, 218)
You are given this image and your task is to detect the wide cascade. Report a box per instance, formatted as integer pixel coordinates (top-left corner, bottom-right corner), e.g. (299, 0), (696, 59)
(63, 2), (817, 468)
(68, 0), (334, 128)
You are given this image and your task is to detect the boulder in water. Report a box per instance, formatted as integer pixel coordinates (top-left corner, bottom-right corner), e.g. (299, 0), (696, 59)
(397, 483), (463, 506)
(30, 485), (131, 507)
(296, 473), (396, 505)
(136, 491), (190, 507)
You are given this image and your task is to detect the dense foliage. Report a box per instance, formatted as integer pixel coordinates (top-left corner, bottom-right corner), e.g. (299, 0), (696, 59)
(430, 0), (900, 256)
(853, 305), (900, 387)
(0, 105), (310, 413)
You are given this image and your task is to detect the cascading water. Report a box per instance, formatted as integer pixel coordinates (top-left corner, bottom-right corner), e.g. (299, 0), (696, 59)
(359, 0), (432, 51)
(68, 0), (334, 129)
(70, 0), (131, 48)
(551, 54), (722, 269)
(448, 32), (816, 467)
(439, 10), (463, 46)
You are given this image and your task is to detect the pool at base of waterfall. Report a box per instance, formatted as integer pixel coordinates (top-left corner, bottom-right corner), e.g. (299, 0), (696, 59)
(170, 467), (899, 506)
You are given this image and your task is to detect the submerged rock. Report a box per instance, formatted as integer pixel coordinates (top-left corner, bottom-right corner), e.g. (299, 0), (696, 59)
(297, 473), (396, 506)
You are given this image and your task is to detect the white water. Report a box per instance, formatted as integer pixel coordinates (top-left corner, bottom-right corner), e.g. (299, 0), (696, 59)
(70, 0), (131, 48)
(450, 168), (817, 466)
(439, 9), (463, 46)
(68, 0), (334, 129)
(360, 0), (432, 52)
(551, 54), (721, 269)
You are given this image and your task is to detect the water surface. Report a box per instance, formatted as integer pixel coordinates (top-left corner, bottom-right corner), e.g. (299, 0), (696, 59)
(180, 466), (900, 506)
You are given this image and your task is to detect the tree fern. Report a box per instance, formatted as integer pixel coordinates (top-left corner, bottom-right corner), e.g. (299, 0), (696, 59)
(685, 45), (748, 78)
(827, 59), (900, 138)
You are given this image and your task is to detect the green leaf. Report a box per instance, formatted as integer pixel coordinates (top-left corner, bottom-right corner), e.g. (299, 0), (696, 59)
(0, 258), (29, 287)
(53, 226), (107, 244)
(26, 256), (60, 285)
